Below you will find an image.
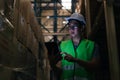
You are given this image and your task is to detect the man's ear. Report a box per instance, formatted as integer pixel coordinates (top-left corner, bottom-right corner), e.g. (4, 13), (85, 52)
(80, 26), (85, 32)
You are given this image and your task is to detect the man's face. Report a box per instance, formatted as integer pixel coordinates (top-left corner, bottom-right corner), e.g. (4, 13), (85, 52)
(68, 20), (82, 38)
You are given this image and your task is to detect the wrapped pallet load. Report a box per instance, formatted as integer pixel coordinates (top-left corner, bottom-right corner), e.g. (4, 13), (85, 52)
(0, 0), (50, 80)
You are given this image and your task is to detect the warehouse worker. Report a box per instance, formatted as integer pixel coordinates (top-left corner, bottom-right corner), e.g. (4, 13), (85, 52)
(57, 13), (100, 80)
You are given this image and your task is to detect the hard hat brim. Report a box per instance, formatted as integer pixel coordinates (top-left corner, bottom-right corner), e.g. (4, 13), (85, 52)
(66, 17), (86, 25)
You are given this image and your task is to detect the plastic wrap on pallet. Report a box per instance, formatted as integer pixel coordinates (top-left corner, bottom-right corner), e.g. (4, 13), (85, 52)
(0, 0), (4, 11)
(0, 0), (50, 80)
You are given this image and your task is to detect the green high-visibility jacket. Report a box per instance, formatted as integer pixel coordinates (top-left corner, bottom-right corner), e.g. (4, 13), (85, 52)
(60, 39), (95, 80)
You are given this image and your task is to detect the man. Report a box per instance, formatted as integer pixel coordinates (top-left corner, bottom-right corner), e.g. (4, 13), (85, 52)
(57, 13), (100, 80)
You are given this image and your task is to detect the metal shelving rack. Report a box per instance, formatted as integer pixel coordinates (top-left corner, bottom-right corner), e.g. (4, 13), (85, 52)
(31, 0), (78, 42)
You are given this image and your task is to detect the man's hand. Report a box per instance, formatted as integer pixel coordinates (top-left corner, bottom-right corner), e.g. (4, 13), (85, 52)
(64, 53), (75, 62)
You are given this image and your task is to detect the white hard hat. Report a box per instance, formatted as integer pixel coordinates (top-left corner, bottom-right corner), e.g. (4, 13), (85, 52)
(66, 13), (86, 25)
